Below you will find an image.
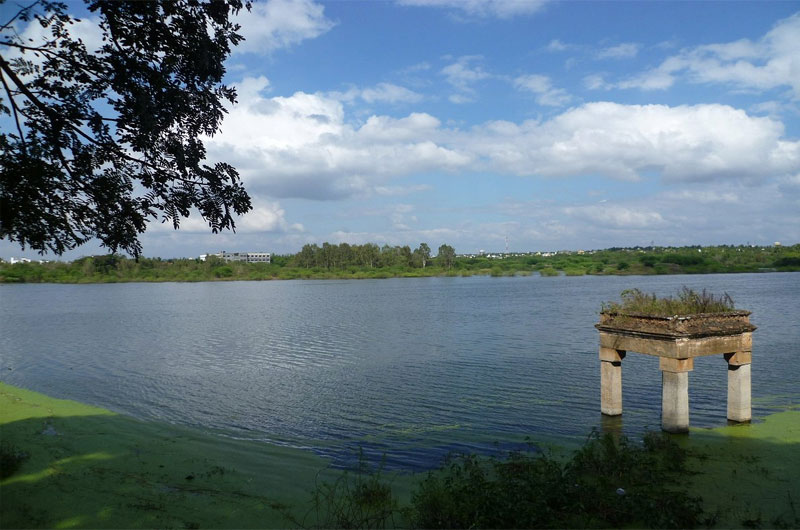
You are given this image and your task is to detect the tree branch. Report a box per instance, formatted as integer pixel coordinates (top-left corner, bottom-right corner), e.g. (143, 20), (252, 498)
(0, 40), (111, 80)
(0, 0), (42, 31)
(0, 68), (27, 152)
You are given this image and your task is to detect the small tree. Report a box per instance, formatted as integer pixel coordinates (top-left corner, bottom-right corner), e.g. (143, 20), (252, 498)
(414, 242), (431, 269)
(438, 244), (455, 270)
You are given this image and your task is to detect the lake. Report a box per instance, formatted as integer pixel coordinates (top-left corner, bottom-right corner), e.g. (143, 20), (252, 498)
(1, 272), (798, 470)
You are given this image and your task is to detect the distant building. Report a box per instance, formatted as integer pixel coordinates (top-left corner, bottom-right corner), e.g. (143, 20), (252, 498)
(9, 257), (31, 264)
(774, 242), (782, 247)
(201, 251), (271, 263)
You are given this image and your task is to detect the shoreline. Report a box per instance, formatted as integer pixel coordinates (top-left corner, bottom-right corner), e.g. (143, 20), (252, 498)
(2, 382), (798, 528)
(1, 268), (798, 286)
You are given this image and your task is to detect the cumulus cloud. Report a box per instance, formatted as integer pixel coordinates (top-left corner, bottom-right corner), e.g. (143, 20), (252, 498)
(618, 12), (800, 95)
(206, 80), (800, 201)
(513, 74), (571, 106)
(206, 78), (470, 199)
(397, 0), (549, 19)
(232, 0), (335, 55)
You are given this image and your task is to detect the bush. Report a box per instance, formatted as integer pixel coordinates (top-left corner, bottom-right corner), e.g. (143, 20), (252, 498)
(408, 432), (702, 529)
(639, 255), (660, 267)
(213, 265), (234, 278)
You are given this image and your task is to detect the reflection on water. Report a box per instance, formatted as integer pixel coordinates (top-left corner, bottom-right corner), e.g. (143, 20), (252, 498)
(1, 273), (798, 469)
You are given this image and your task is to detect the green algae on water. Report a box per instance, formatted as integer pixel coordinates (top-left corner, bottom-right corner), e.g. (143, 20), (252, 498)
(684, 411), (800, 529)
(0, 383), (331, 529)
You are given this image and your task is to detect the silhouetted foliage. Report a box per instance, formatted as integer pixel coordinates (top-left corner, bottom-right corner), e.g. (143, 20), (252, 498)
(0, 0), (252, 257)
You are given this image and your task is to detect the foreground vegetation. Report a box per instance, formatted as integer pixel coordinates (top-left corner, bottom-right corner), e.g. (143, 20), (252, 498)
(1, 243), (798, 283)
(2, 383), (799, 528)
(297, 433), (703, 529)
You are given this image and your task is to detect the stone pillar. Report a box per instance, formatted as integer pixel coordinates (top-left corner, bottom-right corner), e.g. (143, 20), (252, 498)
(725, 352), (752, 423)
(599, 347), (625, 416)
(660, 358), (693, 433)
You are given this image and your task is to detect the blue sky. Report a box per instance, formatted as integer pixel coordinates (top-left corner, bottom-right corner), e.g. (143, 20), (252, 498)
(3, 0), (800, 259)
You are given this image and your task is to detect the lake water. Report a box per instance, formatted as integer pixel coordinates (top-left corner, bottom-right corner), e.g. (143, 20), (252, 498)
(1, 273), (798, 470)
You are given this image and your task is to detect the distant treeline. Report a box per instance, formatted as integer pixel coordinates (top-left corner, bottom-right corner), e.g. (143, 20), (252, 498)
(0, 244), (798, 283)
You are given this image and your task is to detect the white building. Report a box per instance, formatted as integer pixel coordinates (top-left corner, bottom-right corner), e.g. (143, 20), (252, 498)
(201, 251), (271, 263)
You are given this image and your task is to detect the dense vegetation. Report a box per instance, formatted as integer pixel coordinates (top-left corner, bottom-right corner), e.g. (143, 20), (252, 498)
(602, 287), (736, 316)
(0, 243), (798, 283)
(291, 432), (704, 529)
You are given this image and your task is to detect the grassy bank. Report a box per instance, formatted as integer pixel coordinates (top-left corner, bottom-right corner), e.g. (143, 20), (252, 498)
(2, 382), (798, 528)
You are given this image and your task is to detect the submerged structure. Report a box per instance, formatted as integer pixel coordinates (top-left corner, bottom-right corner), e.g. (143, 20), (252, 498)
(596, 311), (756, 433)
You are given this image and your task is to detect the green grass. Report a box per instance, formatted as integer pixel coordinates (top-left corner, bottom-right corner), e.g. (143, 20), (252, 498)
(602, 287), (736, 316)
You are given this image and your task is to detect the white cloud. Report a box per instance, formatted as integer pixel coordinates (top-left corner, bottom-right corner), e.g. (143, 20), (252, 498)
(237, 200), (304, 233)
(146, 200), (301, 235)
(564, 205), (667, 229)
(374, 184), (432, 196)
(441, 55), (491, 93)
(233, 0), (335, 55)
(397, 0), (548, 19)
(462, 102), (800, 182)
(331, 83), (423, 105)
(513, 74), (571, 106)
(596, 42), (641, 59)
(448, 93), (475, 104)
(583, 74), (613, 91)
(660, 190), (740, 204)
(618, 12), (800, 96)
(207, 82), (800, 201)
(546, 39), (571, 52)
(206, 79), (470, 199)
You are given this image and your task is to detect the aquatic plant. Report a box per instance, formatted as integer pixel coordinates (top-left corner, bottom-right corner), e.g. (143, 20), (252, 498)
(602, 287), (735, 316)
